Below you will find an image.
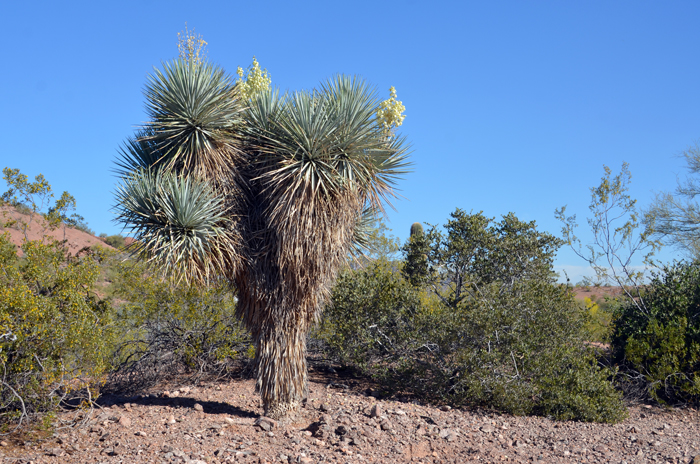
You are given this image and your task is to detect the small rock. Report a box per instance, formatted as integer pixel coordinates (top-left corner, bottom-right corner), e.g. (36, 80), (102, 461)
(370, 404), (382, 418)
(135, 431), (147, 437)
(692, 455), (700, 464)
(335, 425), (349, 436)
(480, 426), (494, 434)
(439, 405), (452, 412)
(380, 420), (392, 431)
(47, 448), (64, 457)
(255, 416), (278, 431)
(439, 428), (459, 442)
(193, 403), (204, 412)
(0, 441), (8, 447)
(319, 403), (330, 412)
(117, 415), (131, 427)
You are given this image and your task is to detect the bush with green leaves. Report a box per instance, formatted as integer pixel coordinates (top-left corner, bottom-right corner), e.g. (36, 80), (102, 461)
(98, 233), (127, 250)
(323, 209), (627, 423)
(1, 167), (90, 240)
(0, 168), (113, 430)
(0, 234), (113, 429)
(322, 259), (421, 369)
(107, 259), (252, 392)
(611, 260), (700, 404)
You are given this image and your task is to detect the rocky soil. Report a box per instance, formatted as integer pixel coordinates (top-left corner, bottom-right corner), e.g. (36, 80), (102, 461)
(1, 368), (699, 464)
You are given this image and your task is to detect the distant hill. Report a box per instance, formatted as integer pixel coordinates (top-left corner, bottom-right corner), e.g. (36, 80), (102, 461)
(0, 206), (115, 255)
(573, 285), (623, 302)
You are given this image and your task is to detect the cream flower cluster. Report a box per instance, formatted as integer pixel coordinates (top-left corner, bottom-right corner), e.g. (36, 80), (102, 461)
(177, 25), (207, 65)
(376, 86), (406, 130)
(236, 57), (272, 100)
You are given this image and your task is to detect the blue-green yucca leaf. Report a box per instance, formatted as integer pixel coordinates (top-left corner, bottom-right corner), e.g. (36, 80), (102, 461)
(351, 205), (381, 257)
(113, 131), (167, 178)
(114, 169), (238, 283)
(243, 88), (284, 135)
(142, 59), (244, 175)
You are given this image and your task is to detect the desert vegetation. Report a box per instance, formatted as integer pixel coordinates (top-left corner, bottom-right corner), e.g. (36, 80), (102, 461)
(3, 158), (700, 435)
(2, 29), (700, 440)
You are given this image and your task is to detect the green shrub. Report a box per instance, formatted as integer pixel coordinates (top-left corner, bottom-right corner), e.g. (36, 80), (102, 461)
(322, 209), (627, 423)
(322, 259), (421, 369)
(107, 259), (252, 392)
(0, 234), (113, 428)
(98, 234), (127, 250)
(611, 260), (700, 404)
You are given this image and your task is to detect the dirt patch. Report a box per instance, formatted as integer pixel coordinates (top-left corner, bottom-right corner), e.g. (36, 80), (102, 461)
(3, 370), (699, 464)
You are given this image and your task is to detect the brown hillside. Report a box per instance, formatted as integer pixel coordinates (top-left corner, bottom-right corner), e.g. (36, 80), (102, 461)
(573, 285), (623, 301)
(0, 206), (114, 255)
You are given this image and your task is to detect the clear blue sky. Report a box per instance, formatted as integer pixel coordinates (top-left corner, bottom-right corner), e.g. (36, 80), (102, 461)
(2, 1), (699, 283)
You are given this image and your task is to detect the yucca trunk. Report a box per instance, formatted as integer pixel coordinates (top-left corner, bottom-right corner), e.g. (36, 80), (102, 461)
(254, 316), (310, 418)
(234, 190), (360, 420)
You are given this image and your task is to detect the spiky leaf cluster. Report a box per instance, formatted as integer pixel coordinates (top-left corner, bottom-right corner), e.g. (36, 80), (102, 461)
(243, 76), (410, 229)
(114, 170), (236, 283)
(142, 59), (244, 178)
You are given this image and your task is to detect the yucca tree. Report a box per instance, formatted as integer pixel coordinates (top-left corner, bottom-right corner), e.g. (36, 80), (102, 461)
(115, 57), (410, 419)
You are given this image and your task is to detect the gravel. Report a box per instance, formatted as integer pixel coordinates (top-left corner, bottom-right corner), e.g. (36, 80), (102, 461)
(2, 377), (699, 463)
